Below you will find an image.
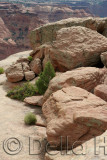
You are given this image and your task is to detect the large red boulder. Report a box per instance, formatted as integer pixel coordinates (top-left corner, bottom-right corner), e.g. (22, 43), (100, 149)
(43, 86), (107, 149)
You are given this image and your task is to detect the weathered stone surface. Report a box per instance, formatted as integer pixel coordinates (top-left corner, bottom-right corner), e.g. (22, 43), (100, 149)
(45, 130), (107, 160)
(5, 63), (24, 82)
(36, 114), (47, 127)
(0, 74), (7, 85)
(16, 58), (29, 64)
(43, 86), (107, 149)
(31, 26), (107, 72)
(24, 95), (43, 107)
(0, 50), (32, 70)
(24, 71), (35, 81)
(30, 17), (107, 49)
(30, 58), (42, 75)
(22, 62), (30, 72)
(94, 84), (107, 101)
(43, 67), (107, 103)
(101, 51), (107, 67)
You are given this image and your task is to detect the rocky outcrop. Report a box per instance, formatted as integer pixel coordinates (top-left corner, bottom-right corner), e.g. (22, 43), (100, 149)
(5, 56), (37, 82)
(43, 67), (107, 103)
(24, 96), (43, 106)
(30, 26), (107, 72)
(94, 84), (107, 101)
(43, 86), (107, 149)
(5, 63), (24, 82)
(30, 17), (107, 49)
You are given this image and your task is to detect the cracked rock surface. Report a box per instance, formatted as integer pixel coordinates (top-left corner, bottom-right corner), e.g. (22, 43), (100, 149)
(30, 26), (107, 72)
(43, 67), (107, 102)
(43, 86), (107, 149)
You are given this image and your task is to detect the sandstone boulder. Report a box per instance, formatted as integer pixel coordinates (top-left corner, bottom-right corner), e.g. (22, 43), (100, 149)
(31, 26), (107, 72)
(43, 86), (107, 149)
(43, 67), (107, 103)
(5, 63), (24, 82)
(45, 130), (107, 160)
(30, 58), (42, 75)
(24, 71), (35, 81)
(94, 84), (107, 101)
(24, 95), (43, 107)
(101, 51), (107, 67)
(30, 17), (107, 49)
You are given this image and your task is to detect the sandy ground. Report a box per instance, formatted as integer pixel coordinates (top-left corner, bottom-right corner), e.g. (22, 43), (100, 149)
(0, 76), (46, 160)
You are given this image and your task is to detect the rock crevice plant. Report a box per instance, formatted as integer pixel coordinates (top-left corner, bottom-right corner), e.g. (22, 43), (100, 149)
(36, 61), (55, 95)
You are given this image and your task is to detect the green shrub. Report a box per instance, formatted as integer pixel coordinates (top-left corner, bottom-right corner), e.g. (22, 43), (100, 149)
(36, 61), (55, 95)
(24, 112), (37, 125)
(0, 67), (4, 74)
(7, 82), (37, 101)
(28, 56), (33, 61)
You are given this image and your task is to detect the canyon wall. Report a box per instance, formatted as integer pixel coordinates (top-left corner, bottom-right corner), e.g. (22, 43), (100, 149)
(0, 2), (93, 60)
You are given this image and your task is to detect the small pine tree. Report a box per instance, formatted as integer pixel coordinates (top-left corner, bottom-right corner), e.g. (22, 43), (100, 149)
(36, 61), (55, 95)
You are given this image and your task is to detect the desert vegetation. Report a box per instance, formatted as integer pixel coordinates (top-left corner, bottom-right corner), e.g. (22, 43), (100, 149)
(24, 112), (37, 125)
(36, 61), (55, 95)
(28, 56), (33, 61)
(7, 61), (55, 100)
(0, 67), (4, 74)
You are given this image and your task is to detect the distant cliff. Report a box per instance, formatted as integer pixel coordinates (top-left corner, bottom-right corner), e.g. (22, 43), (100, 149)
(0, 2), (94, 60)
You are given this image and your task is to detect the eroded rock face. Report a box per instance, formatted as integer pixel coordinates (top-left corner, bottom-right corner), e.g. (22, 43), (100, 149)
(43, 67), (107, 103)
(94, 84), (107, 102)
(31, 26), (107, 72)
(43, 86), (107, 149)
(5, 63), (24, 82)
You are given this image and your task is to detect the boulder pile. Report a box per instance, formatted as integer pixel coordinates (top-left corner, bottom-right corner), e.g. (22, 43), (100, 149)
(5, 57), (42, 82)
(4, 17), (107, 159)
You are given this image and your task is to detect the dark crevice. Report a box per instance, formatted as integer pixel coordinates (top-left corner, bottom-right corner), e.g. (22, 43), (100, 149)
(97, 25), (105, 35)
(92, 59), (104, 68)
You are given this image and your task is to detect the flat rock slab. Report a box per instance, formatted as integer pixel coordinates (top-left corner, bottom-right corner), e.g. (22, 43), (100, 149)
(24, 96), (43, 107)
(43, 86), (107, 149)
